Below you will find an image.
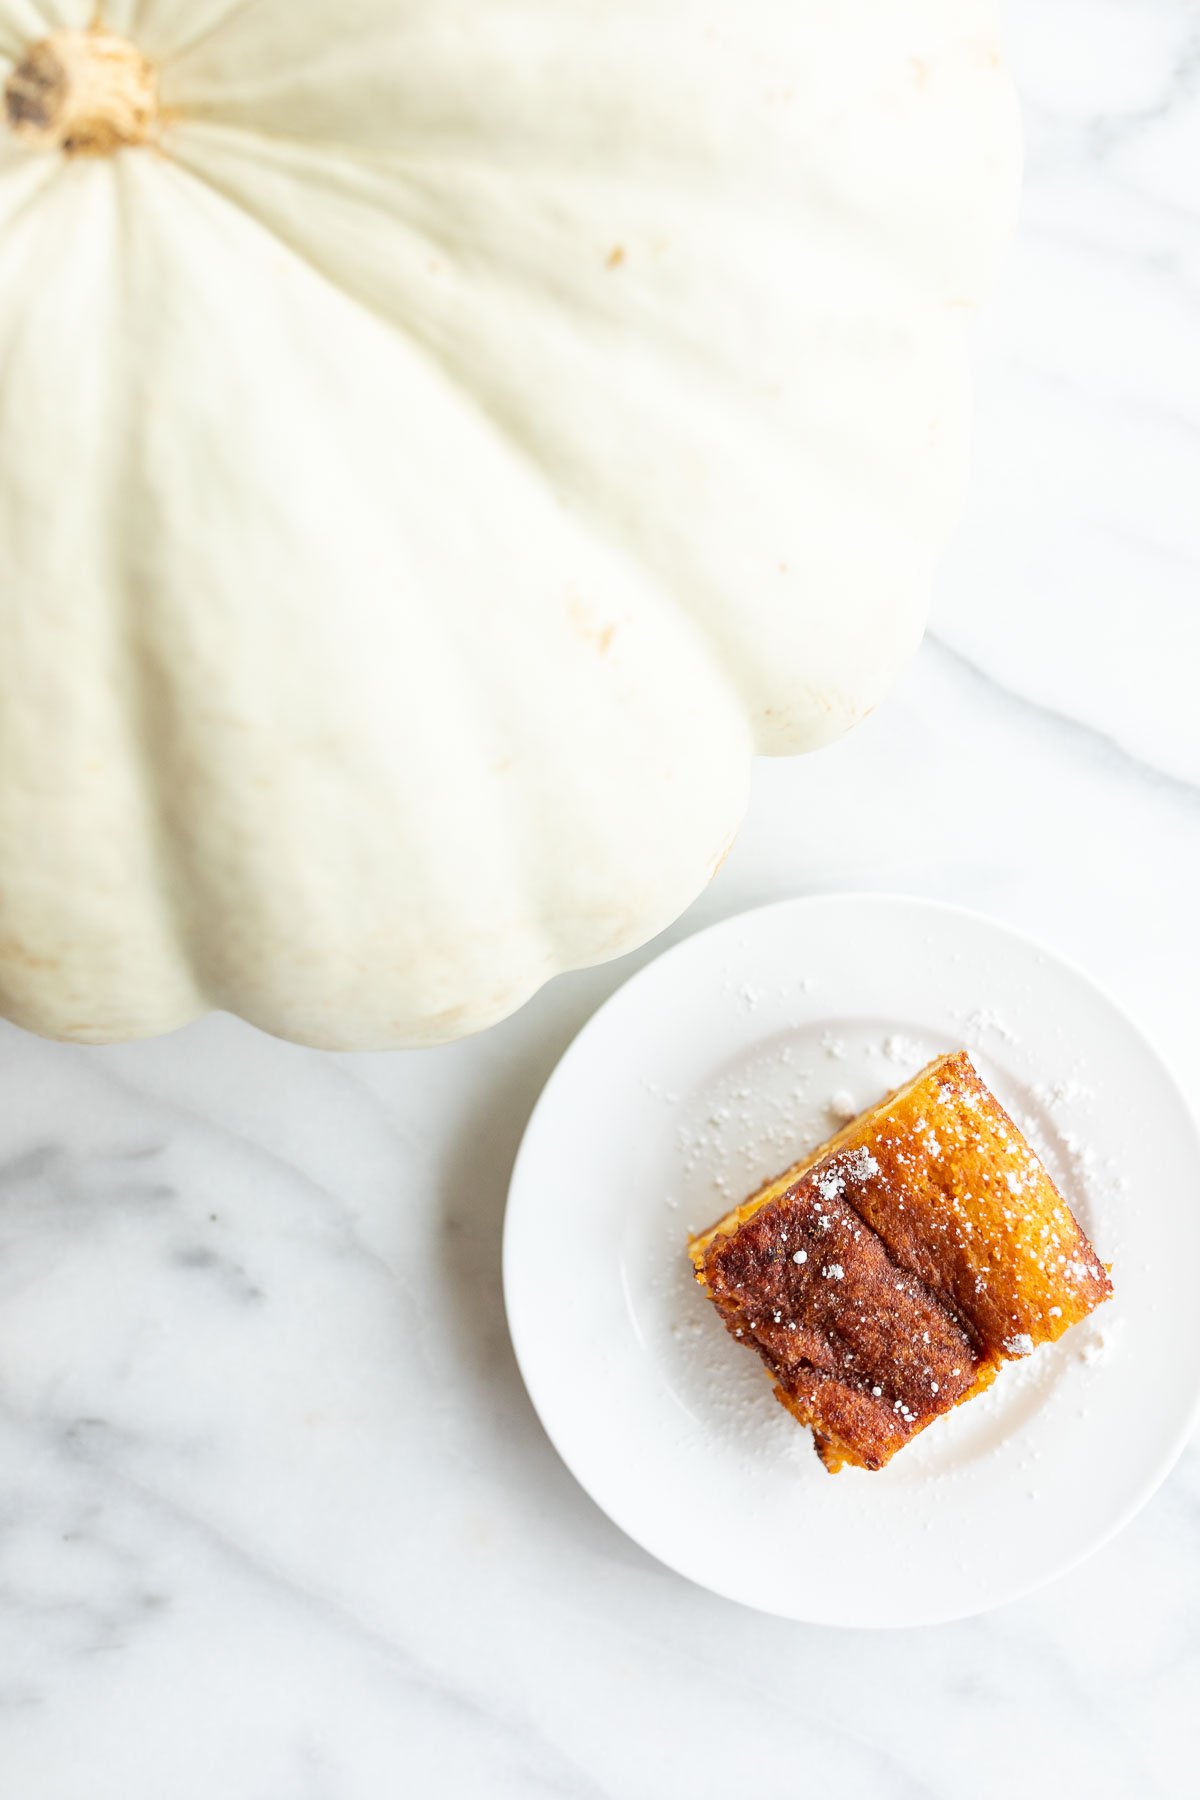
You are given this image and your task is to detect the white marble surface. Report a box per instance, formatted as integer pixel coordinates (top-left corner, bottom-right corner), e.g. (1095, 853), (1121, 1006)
(2, 2), (1199, 1794)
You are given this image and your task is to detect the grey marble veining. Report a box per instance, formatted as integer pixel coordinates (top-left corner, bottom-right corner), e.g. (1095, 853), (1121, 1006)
(1, 2), (1198, 1795)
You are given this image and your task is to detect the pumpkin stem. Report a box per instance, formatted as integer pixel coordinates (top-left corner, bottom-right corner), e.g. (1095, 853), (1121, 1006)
(4, 26), (159, 156)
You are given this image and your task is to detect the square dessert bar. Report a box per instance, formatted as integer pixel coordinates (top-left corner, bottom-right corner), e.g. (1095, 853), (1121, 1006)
(689, 1051), (1112, 1472)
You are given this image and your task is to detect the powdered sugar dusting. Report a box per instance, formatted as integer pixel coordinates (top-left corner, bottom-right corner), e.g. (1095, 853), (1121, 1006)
(966, 1007), (1018, 1043)
(1079, 1321), (1124, 1367)
(1033, 1076), (1093, 1110)
(877, 1044), (928, 1065)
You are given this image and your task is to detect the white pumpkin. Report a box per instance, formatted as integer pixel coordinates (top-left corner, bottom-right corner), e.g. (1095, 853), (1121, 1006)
(0, 1), (1018, 1048)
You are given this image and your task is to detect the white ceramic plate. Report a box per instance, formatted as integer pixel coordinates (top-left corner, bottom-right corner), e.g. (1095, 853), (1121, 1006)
(504, 895), (1200, 1626)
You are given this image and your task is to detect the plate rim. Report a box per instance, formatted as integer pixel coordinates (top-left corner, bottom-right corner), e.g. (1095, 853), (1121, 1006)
(503, 890), (1200, 1627)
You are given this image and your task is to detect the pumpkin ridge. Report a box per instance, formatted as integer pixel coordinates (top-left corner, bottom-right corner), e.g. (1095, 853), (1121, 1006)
(0, 151), (65, 236)
(71, 158), (212, 1026)
(146, 0), (254, 71)
(0, 160), (207, 1036)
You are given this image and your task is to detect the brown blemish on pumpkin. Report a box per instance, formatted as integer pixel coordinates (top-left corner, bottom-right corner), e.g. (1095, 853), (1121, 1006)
(606, 245), (626, 269)
(567, 595), (618, 655)
(0, 938), (61, 972)
(910, 58), (930, 89)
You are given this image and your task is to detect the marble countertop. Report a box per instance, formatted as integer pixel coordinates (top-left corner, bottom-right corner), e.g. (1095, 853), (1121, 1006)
(2, 3), (1198, 1794)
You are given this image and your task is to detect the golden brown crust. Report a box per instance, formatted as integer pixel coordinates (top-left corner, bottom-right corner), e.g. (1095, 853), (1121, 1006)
(689, 1051), (1112, 1472)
